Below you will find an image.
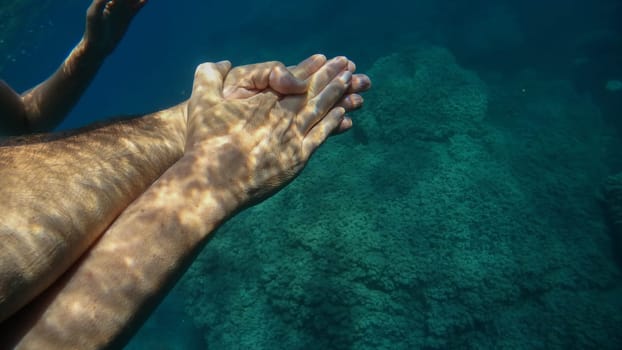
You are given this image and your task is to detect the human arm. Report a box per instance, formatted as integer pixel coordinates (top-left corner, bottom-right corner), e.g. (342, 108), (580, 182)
(0, 56), (306, 322)
(1, 0), (147, 134)
(0, 54), (368, 325)
(0, 103), (187, 322)
(2, 57), (364, 349)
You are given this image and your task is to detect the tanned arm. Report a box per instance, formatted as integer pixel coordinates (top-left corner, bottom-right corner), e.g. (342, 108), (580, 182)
(17, 40), (106, 133)
(0, 54), (335, 324)
(1, 0), (147, 134)
(1, 57), (357, 349)
(0, 103), (186, 322)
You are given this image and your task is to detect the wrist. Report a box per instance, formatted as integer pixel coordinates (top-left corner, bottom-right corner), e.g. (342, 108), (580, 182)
(66, 38), (106, 72)
(148, 102), (189, 158)
(141, 153), (239, 245)
(177, 140), (249, 215)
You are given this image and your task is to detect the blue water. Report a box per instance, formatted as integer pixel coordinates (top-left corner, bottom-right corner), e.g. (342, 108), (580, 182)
(2, 0), (622, 348)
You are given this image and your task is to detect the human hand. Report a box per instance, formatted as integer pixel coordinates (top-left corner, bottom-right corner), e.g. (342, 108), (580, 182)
(220, 55), (371, 133)
(83, 0), (147, 56)
(0, 53), (367, 347)
(184, 56), (362, 208)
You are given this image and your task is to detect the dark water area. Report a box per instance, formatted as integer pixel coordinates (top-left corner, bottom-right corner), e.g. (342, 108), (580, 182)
(2, 0), (622, 348)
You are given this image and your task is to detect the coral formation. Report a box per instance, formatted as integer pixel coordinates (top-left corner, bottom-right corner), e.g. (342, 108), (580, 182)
(603, 172), (622, 251)
(365, 46), (488, 142)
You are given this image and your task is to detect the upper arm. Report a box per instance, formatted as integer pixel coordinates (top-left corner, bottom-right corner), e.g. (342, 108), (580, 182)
(0, 80), (28, 135)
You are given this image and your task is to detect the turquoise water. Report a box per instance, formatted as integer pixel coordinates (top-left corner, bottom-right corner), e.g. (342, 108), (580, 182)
(2, 0), (622, 348)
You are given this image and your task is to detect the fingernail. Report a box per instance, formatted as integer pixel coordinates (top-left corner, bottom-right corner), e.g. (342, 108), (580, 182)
(334, 56), (348, 65)
(339, 71), (352, 84)
(313, 53), (326, 61)
(348, 60), (356, 72)
(351, 95), (363, 104)
(342, 116), (353, 128)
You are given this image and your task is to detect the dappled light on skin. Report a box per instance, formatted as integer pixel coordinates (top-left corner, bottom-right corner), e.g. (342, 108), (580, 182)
(0, 55), (371, 349)
(4, 57), (356, 349)
(0, 106), (187, 323)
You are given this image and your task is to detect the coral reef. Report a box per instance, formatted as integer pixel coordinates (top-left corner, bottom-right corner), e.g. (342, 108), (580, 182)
(366, 46), (488, 142)
(180, 46), (622, 348)
(603, 173), (622, 254)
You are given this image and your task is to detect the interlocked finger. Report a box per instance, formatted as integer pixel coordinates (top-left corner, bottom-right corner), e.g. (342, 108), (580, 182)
(302, 107), (346, 158)
(297, 71), (351, 135)
(307, 56), (349, 99)
(288, 54), (327, 80)
(348, 74), (372, 94)
(336, 93), (364, 112)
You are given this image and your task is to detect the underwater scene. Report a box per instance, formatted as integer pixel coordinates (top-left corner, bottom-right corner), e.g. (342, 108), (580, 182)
(1, 0), (621, 348)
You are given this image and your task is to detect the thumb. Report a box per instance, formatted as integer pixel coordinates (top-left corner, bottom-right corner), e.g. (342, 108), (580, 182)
(269, 65), (307, 95)
(191, 61), (231, 106)
(223, 62), (307, 99)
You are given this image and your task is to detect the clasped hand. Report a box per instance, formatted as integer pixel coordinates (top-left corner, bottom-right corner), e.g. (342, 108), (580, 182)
(0, 54), (370, 350)
(182, 54), (370, 208)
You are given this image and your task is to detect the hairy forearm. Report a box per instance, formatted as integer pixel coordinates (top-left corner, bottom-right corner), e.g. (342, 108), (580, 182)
(3, 143), (239, 349)
(21, 39), (106, 132)
(0, 104), (186, 322)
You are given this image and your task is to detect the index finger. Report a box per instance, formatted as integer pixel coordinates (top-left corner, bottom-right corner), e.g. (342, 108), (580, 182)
(288, 54), (327, 80)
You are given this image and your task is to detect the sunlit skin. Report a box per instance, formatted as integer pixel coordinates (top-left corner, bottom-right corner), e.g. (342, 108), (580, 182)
(0, 0), (370, 349)
(0, 55), (371, 348)
(0, 0), (152, 323)
(0, 0), (147, 134)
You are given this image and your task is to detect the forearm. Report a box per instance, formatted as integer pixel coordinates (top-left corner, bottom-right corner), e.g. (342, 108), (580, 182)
(3, 145), (239, 349)
(21, 39), (106, 132)
(0, 103), (186, 322)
